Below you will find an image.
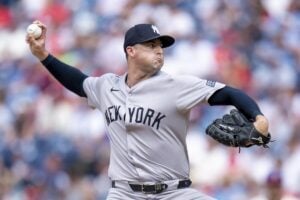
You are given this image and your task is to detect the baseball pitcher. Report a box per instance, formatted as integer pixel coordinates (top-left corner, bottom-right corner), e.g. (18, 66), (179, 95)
(26, 21), (271, 200)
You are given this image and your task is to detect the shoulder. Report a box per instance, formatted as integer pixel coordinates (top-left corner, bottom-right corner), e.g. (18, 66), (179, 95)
(83, 73), (121, 89)
(161, 72), (226, 89)
(158, 71), (200, 81)
(167, 73), (206, 84)
(85, 73), (120, 82)
(95, 73), (120, 80)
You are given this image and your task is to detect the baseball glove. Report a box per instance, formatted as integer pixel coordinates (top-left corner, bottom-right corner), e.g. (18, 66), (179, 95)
(205, 109), (271, 149)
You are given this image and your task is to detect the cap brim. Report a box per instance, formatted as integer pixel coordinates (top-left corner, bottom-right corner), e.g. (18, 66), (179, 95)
(159, 35), (175, 48)
(141, 35), (175, 48)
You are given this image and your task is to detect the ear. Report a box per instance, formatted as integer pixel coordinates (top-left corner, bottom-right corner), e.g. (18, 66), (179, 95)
(126, 46), (135, 57)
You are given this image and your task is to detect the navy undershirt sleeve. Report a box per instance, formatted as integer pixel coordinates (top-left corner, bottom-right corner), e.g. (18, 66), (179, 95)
(41, 54), (88, 97)
(208, 86), (262, 120)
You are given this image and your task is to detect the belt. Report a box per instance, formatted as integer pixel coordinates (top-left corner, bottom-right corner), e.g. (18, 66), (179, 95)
(112, 179), (192, 194)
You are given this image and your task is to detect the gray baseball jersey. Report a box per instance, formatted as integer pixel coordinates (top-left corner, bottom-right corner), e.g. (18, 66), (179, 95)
(83, 71), (225, 182)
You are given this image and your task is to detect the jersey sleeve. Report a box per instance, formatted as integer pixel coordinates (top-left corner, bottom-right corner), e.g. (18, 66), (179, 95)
(83, 75), (108, 109)
(175, 75), (225, 112)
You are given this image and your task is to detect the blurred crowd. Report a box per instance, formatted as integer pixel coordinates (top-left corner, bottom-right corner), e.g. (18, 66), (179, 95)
(1, 0), (300, 199)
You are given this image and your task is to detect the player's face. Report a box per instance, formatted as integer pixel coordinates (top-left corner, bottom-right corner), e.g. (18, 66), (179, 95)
(133, 39), (164, 73)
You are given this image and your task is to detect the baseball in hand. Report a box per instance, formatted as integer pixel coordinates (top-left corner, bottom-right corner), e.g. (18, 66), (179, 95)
(27, 24), (42, 39)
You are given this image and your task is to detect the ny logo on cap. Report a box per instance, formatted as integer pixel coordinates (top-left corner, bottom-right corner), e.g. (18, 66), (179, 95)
(151, 25), (160, 34)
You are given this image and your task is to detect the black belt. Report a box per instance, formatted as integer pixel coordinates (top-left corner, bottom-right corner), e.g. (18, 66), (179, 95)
(112, 179), (192, 194)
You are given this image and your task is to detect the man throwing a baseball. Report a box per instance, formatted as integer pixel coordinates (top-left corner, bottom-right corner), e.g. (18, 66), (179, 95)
(26, 21), (270, 200)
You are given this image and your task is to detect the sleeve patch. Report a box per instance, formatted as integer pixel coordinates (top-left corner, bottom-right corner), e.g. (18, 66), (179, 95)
(206, 80), (216, 87)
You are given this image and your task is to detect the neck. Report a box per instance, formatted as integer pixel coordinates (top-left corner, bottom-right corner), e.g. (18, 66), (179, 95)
(126, 63), (158, 88)
(126, 69), (155, 88)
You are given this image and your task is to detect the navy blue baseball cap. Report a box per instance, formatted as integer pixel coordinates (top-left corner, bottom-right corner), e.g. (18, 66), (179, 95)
(123, 24), (175, 51)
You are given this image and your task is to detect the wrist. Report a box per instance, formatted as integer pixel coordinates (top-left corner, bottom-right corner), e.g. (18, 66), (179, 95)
(253, 115), (269, 136)
(37, 51), (49, 61)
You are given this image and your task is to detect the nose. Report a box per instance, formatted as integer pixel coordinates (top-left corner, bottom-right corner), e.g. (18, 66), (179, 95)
(156, 46), (163, 55)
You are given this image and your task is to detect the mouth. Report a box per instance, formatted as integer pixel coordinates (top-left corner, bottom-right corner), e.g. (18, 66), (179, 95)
(155, 59), (163, 67)
(156, 57), (163, 63)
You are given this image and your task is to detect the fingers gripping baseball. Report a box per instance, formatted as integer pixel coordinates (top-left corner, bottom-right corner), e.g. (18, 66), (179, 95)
(26, 20), (49, 61)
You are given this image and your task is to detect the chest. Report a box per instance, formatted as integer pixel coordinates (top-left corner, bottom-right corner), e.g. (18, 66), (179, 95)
(101, 81), (177, 129)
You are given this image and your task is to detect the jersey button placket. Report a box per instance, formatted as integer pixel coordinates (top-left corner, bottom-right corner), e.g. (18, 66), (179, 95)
(124, 90), (138, 169)
(124, 90), (132, 126)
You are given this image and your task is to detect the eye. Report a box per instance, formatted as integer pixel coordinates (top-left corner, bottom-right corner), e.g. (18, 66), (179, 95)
(143, 41), (162, 49)
(146, 42), (155, 48)
(150, 43), (156, 48)
(148, 42), (162, 48)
